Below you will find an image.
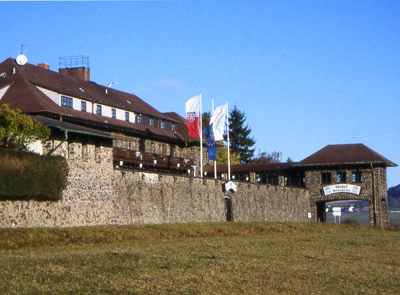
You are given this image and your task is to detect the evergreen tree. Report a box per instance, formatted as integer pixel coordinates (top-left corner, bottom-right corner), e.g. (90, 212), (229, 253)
(202, 111), (211, 129)
(228, 105), (255, 163)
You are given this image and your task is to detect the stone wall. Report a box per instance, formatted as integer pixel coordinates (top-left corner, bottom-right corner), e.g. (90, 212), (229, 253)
(0, 141), (309, 228)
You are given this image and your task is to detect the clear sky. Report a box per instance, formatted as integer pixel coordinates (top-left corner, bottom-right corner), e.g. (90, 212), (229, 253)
(0, 1), (399, 187)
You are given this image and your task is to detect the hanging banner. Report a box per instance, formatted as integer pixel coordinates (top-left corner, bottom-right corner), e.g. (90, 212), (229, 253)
(323, 184), (361, 196)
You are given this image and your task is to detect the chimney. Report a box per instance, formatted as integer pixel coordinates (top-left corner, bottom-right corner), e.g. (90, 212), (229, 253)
(37, 63), (50, 70)
(58, 56), (90, 81)
(59, 67), (90, 81)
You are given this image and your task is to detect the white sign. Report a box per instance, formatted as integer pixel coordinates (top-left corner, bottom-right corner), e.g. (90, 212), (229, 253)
(225, 181), (237, 193)
(323, 184), (361, 196)
(332, 207), (342, 217)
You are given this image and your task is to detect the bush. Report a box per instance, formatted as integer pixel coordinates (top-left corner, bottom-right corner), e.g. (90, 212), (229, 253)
(0, 149), (68, 201)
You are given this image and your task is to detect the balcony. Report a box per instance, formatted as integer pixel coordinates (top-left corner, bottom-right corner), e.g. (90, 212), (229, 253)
(113, 147), (194, 173)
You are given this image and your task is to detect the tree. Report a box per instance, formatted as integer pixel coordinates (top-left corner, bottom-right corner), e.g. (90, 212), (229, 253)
(228, 105), (255, 163)
(202, 111), (211, 130)
(216, 145), (241, 165)
(253, 150), (282, 163)
(0, 104), (50, 150)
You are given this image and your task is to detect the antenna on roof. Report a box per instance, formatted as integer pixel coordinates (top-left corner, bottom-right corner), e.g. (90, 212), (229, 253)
(16, 44), (28, 66)
(107, 81), (121, 88)
(20, 44), (26, 55)
(105, 81), (121, 94)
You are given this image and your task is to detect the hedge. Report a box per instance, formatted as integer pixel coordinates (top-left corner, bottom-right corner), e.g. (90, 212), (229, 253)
(0, 149), (69, 202)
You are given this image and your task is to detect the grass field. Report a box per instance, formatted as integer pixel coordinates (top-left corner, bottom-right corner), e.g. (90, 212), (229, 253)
(1, 222), (399, 294)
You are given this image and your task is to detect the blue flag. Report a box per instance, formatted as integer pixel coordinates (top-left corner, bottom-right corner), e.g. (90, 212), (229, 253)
(203, 124), (217, 161)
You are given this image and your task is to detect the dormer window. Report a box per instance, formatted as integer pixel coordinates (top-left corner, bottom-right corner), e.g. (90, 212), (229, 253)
(81, 101), (86, 112)
(172, 124), (176, 132)
(61, 96), (73, 108)
(125, 111), (129, 121)
(160, 121), (165, 129)
(137, 114), (142, 124)
(112, 108), (116, 119)
(149, 118), (154, 127)
(96, 105), (102, 115)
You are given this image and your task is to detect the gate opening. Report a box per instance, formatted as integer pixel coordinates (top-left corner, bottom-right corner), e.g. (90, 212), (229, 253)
(325, 200), (370, 225)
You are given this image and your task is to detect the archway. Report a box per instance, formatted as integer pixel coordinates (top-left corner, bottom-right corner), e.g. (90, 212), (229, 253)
(324, 200), (370, 225)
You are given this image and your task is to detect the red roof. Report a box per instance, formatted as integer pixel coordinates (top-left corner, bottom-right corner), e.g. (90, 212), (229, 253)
(0, 58), (188, 143)
(296, 144), (397, 167)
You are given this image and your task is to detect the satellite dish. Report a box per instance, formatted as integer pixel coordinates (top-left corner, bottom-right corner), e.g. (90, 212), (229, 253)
(16, 54), (28, 66)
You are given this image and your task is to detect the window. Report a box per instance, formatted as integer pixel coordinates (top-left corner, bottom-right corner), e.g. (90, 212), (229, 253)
(137, 114), (142, 124)
(321, 172), (331, 184)
(139, 139), (145, 151)
(61, 96), (73, 108)
(172, 124), (176, 132)
(149, 118), (154, 127)
(160, 121), (165, 129)
(336, 172), (347, 183)
(112, 108), (116, 119)
(96, 105), (102, 115)
(125, 111), (129, 121)
(352, 171), (363, 183)
(81, 101), (86, 112)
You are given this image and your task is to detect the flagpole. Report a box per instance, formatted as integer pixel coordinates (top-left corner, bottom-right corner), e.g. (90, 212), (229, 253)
(212, 97), (217, 179)
(199, 93), (203, 178)
(226, 102), (231, 180)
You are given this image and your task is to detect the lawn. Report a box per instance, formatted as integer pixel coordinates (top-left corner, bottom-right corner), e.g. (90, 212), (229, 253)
(0, 222), (399, 294)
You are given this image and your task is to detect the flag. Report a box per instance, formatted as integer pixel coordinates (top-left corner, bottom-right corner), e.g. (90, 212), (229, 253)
(210, 102), (228, 141)
(203, 124), (217, 161)
(185, 95), (201, 138)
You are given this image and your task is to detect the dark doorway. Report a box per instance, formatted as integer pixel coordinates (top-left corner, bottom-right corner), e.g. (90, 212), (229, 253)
(224, 197), (233, 221)
(316, 201), (326, 222)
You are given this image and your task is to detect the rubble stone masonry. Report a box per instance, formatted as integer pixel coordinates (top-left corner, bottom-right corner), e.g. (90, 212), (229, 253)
(305, 166), (389, 226)
(0, 140), (309, 228)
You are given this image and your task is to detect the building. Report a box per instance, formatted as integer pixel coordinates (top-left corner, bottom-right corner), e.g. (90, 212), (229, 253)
(205, 144), (397, 226)
(295, 144), (397, 226)
(0, 56), (206, 175)
(0, 56), (397, 227)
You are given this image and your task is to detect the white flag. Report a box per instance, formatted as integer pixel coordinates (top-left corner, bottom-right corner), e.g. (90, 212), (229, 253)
(211, 102), (228, 141)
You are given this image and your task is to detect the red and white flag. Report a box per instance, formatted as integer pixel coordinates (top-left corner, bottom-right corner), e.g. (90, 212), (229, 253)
(185, 94), (201, 138)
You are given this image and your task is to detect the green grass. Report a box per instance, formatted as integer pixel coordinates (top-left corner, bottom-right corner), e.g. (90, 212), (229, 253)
(1, 222), (399, 294)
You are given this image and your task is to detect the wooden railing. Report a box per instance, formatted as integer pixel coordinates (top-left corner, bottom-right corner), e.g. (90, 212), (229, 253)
(113, 147), (194, 171)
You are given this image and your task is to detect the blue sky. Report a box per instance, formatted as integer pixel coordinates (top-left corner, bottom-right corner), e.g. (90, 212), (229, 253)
(1, 1), (399, 187)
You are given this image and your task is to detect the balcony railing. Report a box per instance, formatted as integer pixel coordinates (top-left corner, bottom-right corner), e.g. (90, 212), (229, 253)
(113, 147), (194, 172)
